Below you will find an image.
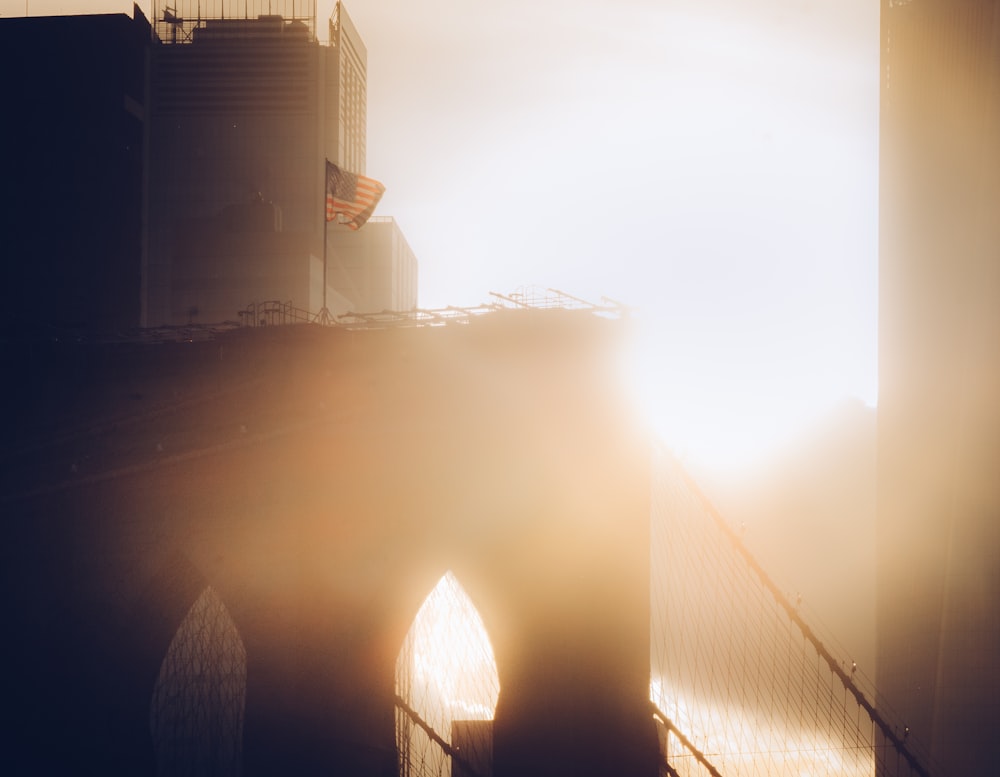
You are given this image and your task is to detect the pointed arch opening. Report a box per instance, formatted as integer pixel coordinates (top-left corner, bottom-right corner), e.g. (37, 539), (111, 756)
(150, 585), (247, 777)
(395, 571), (500, 777)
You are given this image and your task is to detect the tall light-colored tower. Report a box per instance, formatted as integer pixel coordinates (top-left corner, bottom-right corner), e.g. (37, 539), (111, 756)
(329, 3), (367, 177)
(877, 2), (1000, 774)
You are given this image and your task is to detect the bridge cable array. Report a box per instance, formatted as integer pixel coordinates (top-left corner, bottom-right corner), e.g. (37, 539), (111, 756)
(143, 445), (941, 777)
(651, 445), (934, 777)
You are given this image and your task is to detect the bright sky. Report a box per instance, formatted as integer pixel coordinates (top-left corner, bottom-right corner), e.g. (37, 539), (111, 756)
(345, 0), (881, 477)
(5, 0), (880, 476)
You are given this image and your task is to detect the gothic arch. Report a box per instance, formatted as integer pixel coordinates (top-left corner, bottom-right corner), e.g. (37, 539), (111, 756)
(150, 585), (247, 777)
(105, 551), (215, 772)
(395, 571), (500, 777)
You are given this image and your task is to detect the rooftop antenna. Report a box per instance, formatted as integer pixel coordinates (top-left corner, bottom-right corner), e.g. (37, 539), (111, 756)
(162, 5), (184, 44)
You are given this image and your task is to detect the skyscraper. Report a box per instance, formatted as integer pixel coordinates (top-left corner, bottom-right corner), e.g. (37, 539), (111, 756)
(877, 2), (1000, 773)
(0, 8), (152, 333)
(146, 0), (394, 325)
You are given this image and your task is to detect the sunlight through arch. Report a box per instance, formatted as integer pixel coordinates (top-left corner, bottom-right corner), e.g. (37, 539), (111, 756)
(395, 571), (500, 777)
(150, 585), (247, 777)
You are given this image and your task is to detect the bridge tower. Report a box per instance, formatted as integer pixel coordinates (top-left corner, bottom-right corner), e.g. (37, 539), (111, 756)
(1, 309), (660, 777)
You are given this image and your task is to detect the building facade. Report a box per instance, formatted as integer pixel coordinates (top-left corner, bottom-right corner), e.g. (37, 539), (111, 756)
(0, 8), (151, 333)
(327, 216), (418, 313)
(877, 1), (1000, 774)
(147, 0), (381, 325)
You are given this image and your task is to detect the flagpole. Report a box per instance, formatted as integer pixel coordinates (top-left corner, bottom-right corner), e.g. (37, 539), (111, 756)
(318, 160), (331, 325)
(323, 200), (328, 310)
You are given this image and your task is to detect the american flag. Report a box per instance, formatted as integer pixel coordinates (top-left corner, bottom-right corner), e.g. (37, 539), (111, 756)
(325, 161), (385, 230)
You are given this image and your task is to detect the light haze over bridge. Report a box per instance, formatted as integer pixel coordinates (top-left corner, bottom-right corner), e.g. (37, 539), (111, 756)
(1, 306), (930, 777)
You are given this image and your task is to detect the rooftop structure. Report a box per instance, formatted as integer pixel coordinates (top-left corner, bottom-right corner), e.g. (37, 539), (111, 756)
(153, 0), (319, 44)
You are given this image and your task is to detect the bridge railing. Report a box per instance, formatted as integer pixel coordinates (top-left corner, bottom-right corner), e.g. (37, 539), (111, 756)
(236, 288), (630, 332)
(237, 299), (316, 327)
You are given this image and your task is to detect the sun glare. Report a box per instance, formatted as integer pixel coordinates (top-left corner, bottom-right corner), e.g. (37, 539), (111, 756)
(651, 677), (874, 777)
(401, 572), (499, 719)
(396, 571), (500, 775)
(623, 318), (867, 481)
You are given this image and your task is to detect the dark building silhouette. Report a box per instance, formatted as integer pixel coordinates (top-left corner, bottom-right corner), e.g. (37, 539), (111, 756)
(0, 7), (151, 333)
(1, 2), (416, 333)
(877, 1), (1000, 774)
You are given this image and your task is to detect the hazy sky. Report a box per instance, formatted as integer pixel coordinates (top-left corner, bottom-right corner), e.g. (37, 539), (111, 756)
(5, 0), (880, 474)
(343, 0), (881, 475)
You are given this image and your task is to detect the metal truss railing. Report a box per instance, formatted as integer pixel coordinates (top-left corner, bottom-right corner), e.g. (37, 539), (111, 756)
(488, 285), (630, 314)
(236, 287), (630, 333)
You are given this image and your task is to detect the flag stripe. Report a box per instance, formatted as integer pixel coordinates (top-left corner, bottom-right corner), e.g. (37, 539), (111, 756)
(325, 161), (385, 230)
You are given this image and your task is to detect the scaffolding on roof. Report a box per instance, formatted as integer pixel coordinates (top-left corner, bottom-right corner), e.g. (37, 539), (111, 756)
(153, 0), (319, 44)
